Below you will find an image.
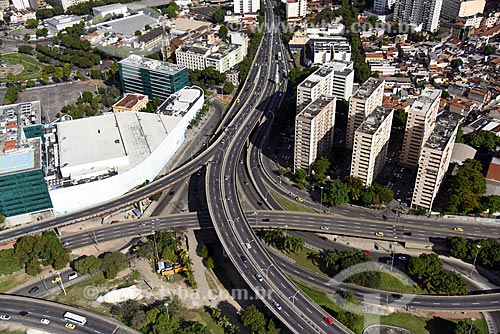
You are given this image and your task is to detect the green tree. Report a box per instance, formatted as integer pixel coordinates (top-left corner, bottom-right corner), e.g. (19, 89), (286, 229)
(134, 30), (142, 36)
(212, 6), (226, 23)
(62, 63), (72, 77)
(205, 257), (214, 269)
(35, 28), (48, 38)
(198, 244), (208, 259)
(312, 156), (330, 183)
(345, 176), (363, 202)
(74, 255), (102, 274)
(25, 18), (39, 28)
(481, 195), (500, 213)
(240, 305), (266, 333)
(144, 24), (151, 30)
(451, 58), (463, 68)
(219, 24), (229, 39)
(291, 168), (307, 187)
(394, 109), (407, 128)
(163, 1), (180, 18)
(18, 44), (34, 55)
(54, 67), (63, 80)
(323, 179), (349, 206)
(100, 252), (128, 279)
(222, 81), (234, 94)
(23, 34), (31, 41)
(455, 320), (480, 334)
(26, 80), (35, 88)
(446, 159), (486, 214)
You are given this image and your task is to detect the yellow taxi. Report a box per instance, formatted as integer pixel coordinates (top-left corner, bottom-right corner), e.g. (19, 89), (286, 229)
(65, 323), (76, 330)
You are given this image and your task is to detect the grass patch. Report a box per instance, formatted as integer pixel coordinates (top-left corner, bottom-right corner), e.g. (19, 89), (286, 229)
(294, 280), (487, 334)
(0, 53), (44, 82)
(271, 190), (319, 213)
(0, 270), (42, 293)
(286, 247), (326, 275)
(184, 308), (224, 334)
(205, 270), (219, 294)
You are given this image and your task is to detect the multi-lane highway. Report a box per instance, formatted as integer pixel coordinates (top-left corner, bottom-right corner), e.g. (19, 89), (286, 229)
(0, 295), (137, 334)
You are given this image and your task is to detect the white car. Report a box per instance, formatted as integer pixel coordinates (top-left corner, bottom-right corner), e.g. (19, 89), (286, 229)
(255, 273), (263, 282)
(245, 243), (252, 250)
(273, 301), (282, 311)
(0, 315), (11, 321)
(40, 319), (50, 325)
(320, 226), (329, 230)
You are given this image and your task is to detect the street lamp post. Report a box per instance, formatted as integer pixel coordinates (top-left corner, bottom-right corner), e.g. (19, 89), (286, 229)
(152, 230), (159, 262)
(468, 318), (476, 334)
(320, 186), (324, 212)
(164, 303), (169, 321)
(56, 271), (66, 296)
(469, 245), (482, 278)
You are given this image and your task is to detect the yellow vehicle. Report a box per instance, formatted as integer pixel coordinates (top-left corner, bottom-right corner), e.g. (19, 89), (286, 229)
(295, 197), (304, 203)
(375, 232), (384, 237)
(453, 227), (464, 232)
(236, 98), (240, 104)
(65, 323), (76, 330)
(51, 277), (61, 284)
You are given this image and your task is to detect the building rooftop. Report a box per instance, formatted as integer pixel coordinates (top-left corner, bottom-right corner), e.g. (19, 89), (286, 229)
(120, 55), (186, 76)
(93, 3), (127, 12)
(357, 106), (393, 135)
(424, 113), (461, 151)
(206, 43), (241, 60)
(297, 95), (335, 119)
(157, 86), (203, 117)
(113, 93), (147, 109)
(299, 66), (333, 89)
(352, 77), (383, 99)
(97, 13), (157, 37)
(410, 88), (441, 114)
(45, 15), (82, 25)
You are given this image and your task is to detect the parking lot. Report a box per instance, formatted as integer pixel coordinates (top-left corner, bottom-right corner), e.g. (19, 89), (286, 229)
(18, 80), (107, 122)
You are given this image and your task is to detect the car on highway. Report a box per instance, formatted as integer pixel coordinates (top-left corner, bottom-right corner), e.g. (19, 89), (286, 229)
(295, 197), (304, 203)
(0, 315), (11, 321)
(255, 273), (263, 282)
(241, 255), (248, 263)
(245, 243), (252, 250)
(453, 227), (464, 232)
(68, 272), (78, 280)
(63, 241), (70, 248)
(320, 226), (329, 230)
(273, 301), (282, 311)
(65, 323), (76, 330)
(236, 99), (240, 104)
(398, 255), (407, 261)
(19, 311), (29, 317)
(40, 319), (50, 325)
(364, 250), (371, 255)
(324, 317), (333, 325)
(28, 286), (39, 294)
(51, 277), (61, 284)
(375, 232), (384, 237)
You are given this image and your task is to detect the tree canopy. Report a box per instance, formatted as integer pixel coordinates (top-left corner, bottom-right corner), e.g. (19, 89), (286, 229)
(445, 159), (486, 214)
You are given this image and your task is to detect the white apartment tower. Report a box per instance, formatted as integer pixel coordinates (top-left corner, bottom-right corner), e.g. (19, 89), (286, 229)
(374, 0), (396, 13)
(399, 88), (441, 168)
(411, 114), (460, 211)
(350, 107), (394, 187)
(294, 96), (336, 173)
(393, 0), (443, 32)
(296, 60), (355, 111)
(440, 0), (485, 20)
(346, 78), (385, 149)
(233, 0), (260, 15)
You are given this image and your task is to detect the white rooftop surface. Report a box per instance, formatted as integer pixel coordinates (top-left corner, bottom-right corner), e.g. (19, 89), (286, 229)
(99, 14), (157, 36)
(171, 18), (211, 31)
(58, 112), (179, 176)
(483, 121), (500, 132)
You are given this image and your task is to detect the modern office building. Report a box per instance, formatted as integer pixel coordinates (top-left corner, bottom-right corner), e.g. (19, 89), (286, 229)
(233, 0), (260, 15)
(45, 15), (83, 32)
(294, 95), (336, 173)
(346, 78), (385, 149)
(440, 0), (485, 20)
(48, 86), (204, 213)
(92, 3), (128, 17)
(393, 0), (443, 32)
(400, 88), (441, 168)
(0, 101), (52, 219)
(119, 55), (188, 101)
(311, 38), (352, 64)
(411, 113), (460, 211)
(112, 93), (149, 113)
(350, 106), (394, 187)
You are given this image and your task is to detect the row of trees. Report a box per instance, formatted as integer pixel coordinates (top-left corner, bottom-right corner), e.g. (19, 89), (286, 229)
(111, 296), (209, 334)
(462, 130), (500, 151)
(260, 228), (304, 254)
(189, 67), (226, 90)
(240, 305), (280, 334)
(5, 231), (71, 276)
(447, 237), (500, 270)
(207, 307), (238, 334)
(198, 244), (215, 270)
(61, 86), (120, 119)
(189, 101), (212, 128)
(74, 252), (128, 279)
(407, 253), (468, 295)
(308, 249), (370, 277)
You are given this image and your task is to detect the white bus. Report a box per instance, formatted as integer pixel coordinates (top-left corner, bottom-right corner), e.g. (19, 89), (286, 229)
(63, 312), (87, 325)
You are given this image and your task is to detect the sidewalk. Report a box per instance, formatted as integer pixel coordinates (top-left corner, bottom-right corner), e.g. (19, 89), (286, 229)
(185, 230), (212, 307)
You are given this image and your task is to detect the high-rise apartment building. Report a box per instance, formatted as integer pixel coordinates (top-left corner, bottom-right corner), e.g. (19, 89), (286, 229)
(119, 55), (189, 101)
(296, 60), (354, 111)
(294, 96), (336, 173)
(393, 0), (443, 32)
(296, 66), (334, 112)
(350, 107), (394, 187)
(400, 88), (441, 168)
(346, 78), (385, 149)
(440, 0), (485, 20)
(233, 0), (260, 15)
(411, 113), (460, 211)
(374, 0), (395, 13)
